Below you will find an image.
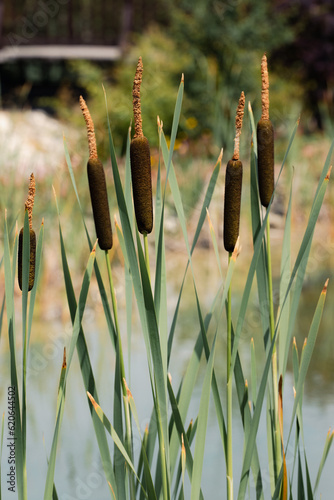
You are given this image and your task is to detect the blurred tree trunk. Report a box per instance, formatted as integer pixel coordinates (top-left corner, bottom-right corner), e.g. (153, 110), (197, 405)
(120, 0), (133, 49)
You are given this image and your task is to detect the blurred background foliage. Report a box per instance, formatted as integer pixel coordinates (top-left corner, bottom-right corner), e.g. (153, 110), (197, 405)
(1, 0), (334, 159)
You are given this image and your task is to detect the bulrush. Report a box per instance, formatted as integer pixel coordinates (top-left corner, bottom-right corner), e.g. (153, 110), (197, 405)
(257, 54), (275, 208)
(223, 92), (245, 253)
(130, 57), (153, 235)
(80, 96), (113, 250)
(18, 173), (36, 291)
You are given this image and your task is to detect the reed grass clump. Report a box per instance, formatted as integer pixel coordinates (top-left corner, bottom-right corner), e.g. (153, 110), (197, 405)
(257, 54), (274, 207)
(18, 173), (36, 291)
(80, 95), (113, 250)
(223, 91), (245, 253)
(130, 57), (153, 235)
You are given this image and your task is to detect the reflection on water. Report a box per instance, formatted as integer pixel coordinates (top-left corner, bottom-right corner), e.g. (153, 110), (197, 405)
(0, 253), (333, 498)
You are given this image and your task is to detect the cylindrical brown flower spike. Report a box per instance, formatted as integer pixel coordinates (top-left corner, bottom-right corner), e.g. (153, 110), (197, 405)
(130, 57), (153, 235)
(80, 96), (113, 250)
(18, 173), (36, 291)
(257, 54), (274, 208)
(223, 92), (245, 253)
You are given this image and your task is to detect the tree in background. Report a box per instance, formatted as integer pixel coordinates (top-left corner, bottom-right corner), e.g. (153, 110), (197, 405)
(272, 0), (334, 132)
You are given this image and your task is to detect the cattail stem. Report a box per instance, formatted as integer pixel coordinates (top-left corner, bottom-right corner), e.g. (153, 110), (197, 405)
(143, 232), (151, 281)
(226, 252), (233, 500)
(266, 215), (282, 479)
(105, 251), (135, 496)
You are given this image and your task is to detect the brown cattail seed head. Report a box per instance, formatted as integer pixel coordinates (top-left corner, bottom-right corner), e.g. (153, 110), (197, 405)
(18, 227), (36, 291)
(25, 173), (35, 229)
(223, 159), (243, 253)
(79, 96), (98, 159)
(257, 119), (274, 207)
(130, 57), (153, 234)
(261, 54), (270, 121)
(257, 54), (274, 208)
(233, 91), (245, 161)
(133, 57), (144, 139)
(80, 96), (113, 250)
(87, 158), (113, 250)
(130, 136), (153, 234)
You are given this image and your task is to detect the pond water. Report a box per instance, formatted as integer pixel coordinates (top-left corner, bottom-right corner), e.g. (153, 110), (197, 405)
(0, 250), (333, 499)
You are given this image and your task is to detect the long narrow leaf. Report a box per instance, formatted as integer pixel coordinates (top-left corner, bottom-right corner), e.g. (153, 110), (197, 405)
(191, 334), (217, 500)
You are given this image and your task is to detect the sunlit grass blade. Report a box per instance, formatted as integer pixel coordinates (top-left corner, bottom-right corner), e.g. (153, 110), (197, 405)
(124, 128), (135, 376)
(123, 380), (157, 500)
(191, 334), (217, 500)
(167, 150), (222, 360)
(297, 447), (305, 500)
(313, 428), (334, 495)
(230, 202), (271, 371)
(43, 348), (67, 500)
(86, 392), (145, 491)
(154, 131), (168, 381)
(54, 192), (116, 495)
(282, 170), (330, 355)
(135, 228), (169, 496)
(233, 336), (264, 500)
(168, 378), (204, 500)
(169, 257), (236, 482)
(304, 454), (313, 500)
(181, 435), (186, 498)
(173, 420), (195, 499)
(159, 130), (226, 481)
(312, 139), (334, 205)
(206, 207), (223, 278)
(287, 280), (328, 442)
(278, 181), (293, 379)
(250, 338), (257, 406)
(113, 344), (126, 499)
(164, 75), (184, 183)
(136, 425), (149, 495)
(44, 243), (98, 500)
(278, 377), (288, 500)
(237, 329), (278, 500)
(190, 150), (222, 255)
(160, 129), (192, 267)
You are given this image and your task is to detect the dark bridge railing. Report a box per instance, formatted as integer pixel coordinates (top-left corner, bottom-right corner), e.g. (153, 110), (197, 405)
(0, 0), (167, 51)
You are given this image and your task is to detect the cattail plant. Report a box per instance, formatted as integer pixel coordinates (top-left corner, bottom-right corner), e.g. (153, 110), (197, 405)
(223, 91), (245, 253)
(80, 97), (136, 496)
(130, 57), (153, 236)
(257, 54), (274, 207)
(80, 95), (113, 250)
(223, 91), (245, 500)
(257, 54), (281, 483)
(18, 173), (36, 291)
